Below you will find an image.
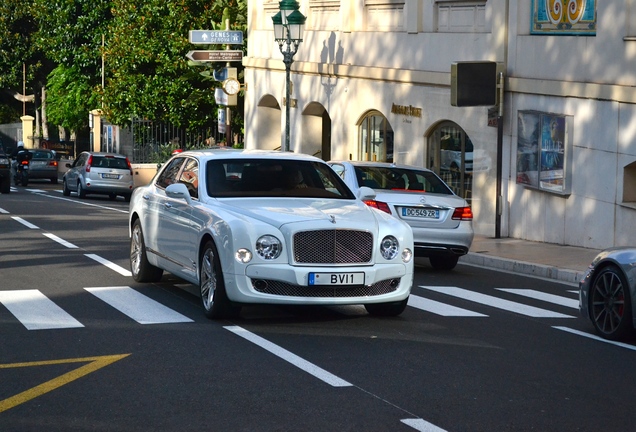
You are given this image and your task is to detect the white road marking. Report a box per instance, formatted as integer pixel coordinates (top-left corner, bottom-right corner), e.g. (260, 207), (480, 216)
(496, 288), (579, 309)
(0, 290), (84, 330)
(85, 286), (193, 324)
(85, 254), (132, 277)
(401, 418), (448, 432)
(408, 294), (487, 317)
(11, 216), (39, 229)
(0, 207), (8, 214)
(41, 193), (128, 213)
(43, 233), (78, 249)
(553, 326), (636, 351)
(420, 286), (574, 318)
(224, 325), (352, 387)
(26, 189), (46, 193)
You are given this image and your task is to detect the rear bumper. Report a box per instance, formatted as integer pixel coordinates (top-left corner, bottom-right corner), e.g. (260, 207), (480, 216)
(414, 242), (469, 258)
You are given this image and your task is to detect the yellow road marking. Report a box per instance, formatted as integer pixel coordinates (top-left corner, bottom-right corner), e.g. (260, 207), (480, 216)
(0, 354), (130, 413)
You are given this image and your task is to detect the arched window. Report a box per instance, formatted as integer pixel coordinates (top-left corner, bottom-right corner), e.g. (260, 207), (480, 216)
(358, 111), (393, 162)
(427, 122), (473, 202)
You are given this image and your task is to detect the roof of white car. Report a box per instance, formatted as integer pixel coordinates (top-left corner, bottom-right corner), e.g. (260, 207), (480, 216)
(178, 148), (325, 162)
(329, 160), (434, 172)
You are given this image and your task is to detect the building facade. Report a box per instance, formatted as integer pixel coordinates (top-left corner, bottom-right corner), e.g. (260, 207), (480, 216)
(243, 0), (636, 249)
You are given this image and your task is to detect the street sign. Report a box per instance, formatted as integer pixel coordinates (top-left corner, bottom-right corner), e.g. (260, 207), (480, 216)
(186, 50), (243, 62)
(189, 30), (243, 45)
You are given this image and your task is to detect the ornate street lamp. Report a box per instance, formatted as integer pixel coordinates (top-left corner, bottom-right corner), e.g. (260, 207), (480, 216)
(272, 1), (306, 152)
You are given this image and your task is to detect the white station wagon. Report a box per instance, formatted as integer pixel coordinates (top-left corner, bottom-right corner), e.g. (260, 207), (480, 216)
(129, 149), (414, 319)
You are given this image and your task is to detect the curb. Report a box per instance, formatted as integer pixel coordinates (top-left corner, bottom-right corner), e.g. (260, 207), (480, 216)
(461, 252), (585, 286)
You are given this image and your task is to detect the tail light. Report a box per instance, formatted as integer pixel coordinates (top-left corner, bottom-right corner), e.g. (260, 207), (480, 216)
(49, 160), (58, 167)
(452, 206), (473, 221)
(363, 200), (392, 214)
(125, 157), (133, 175)
(20, 160), (29, 165)
(85, 155), (93, 172)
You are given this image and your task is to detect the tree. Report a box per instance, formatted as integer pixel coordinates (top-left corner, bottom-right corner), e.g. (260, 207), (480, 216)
(103, 0), (246, 129)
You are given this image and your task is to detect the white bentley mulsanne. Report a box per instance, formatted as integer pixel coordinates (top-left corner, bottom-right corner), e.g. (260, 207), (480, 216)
(129, 149), (414, 319)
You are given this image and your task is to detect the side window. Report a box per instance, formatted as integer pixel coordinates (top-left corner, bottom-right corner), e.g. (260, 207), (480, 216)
(156, 158), (185, 189)
(329, 163), (345, 179)
(74, 154), (86, 167)
(178, 158), (199, 199)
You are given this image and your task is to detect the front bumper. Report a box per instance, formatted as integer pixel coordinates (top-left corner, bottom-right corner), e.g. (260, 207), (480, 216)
(224, 262), (413, 305)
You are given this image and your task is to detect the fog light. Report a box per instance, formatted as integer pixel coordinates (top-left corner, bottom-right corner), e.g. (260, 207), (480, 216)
(235, 248), (252, 263)
(402, 248), (413, 263)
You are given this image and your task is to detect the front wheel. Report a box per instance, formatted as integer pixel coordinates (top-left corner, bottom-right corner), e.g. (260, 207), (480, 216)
(200, 241), (240, 319)
(365, 298), (408, 317)
(0, 177), (10, 194)
(62, 179), (71, 196)
(130, 219), (163, 282)
(429, 256), (459, 271)
(590, 265), (633, 341)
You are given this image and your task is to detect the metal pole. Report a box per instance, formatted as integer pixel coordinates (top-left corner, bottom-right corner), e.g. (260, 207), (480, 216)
(284, 60), (291, 152)
(495, 72), (504, 239)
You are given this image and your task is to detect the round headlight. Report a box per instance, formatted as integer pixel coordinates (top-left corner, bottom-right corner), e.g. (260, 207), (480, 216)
(256, 235), (282, 260)
(235, 248), (253, 264)
(380, 236), (399, 260)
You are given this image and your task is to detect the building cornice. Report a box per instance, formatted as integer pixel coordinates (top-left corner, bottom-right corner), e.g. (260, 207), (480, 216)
(243, 56), (636, 103)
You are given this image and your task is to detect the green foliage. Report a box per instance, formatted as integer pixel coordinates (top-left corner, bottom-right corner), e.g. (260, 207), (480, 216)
(46, 65), (100, 132)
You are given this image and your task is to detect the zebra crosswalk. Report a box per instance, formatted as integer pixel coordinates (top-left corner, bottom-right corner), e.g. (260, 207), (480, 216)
(0, 285), (579, 331)
(0, 286), (192, 330)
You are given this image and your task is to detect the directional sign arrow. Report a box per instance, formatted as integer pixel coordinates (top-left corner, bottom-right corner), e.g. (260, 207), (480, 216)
(189, 30), (244, 45)
(186, 50), (243, 62)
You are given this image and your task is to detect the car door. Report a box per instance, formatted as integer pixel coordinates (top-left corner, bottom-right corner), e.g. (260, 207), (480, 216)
(65, 152), (88, 191)
(157, 157), (198, 279)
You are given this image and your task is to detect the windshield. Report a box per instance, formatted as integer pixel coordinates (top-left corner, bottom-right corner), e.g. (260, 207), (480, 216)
(206, 159), (356, 199)
(354, 166), (454, 195)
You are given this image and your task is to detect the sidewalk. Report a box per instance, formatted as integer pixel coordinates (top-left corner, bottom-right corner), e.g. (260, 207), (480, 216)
(457, 235), (602, 285)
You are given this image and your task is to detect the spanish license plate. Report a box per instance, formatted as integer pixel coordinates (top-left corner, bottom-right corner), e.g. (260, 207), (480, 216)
(101, 173), (119, 179)
(308, 272), (364, 286)
(401, 207), (439, 219)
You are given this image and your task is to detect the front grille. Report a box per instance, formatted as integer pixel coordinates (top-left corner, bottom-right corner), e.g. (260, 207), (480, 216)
(251, 278), (400, 297)
(293, 229), (373, 264)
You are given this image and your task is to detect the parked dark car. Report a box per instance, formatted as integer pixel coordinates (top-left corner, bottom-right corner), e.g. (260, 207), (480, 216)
(0, 141), (10, 193)
(28, 149), (59, 184)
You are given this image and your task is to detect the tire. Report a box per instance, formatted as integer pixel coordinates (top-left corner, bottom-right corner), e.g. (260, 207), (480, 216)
(429, 256), (459, 271)
(199, 240), (240, 319)
(62, 179), (71, 196)
(365, 297), (409, 317)
(589, 265), (633, 341)
(51, 177), (58, 184)
(108, 193), (117, 200)
(0, 177), (10, 194)
(130, 219), (163, 283)
(77, 181), (86, 198)
(124, 193), (132, 203)
(20, 173), (28, 187)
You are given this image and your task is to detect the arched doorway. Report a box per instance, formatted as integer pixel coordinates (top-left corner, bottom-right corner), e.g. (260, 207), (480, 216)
(253, 95), (281, 150)
(301, 102), (331, 160)
(357, 111), (393, 162)
(427, 122), (473, 202)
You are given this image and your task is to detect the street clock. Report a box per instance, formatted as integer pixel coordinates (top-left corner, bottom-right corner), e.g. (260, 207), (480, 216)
(222, 78), (241, 95)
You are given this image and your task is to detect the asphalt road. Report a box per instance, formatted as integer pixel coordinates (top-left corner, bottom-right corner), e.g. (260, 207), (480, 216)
(1, 181), (635, 432)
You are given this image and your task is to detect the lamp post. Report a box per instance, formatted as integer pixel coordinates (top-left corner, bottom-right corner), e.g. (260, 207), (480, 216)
(272, 0), (306, 152)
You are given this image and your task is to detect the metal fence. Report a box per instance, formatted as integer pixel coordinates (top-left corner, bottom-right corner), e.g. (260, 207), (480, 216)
(130, 119), (241, 163)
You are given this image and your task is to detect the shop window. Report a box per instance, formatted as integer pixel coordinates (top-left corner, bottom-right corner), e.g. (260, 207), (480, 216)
(516, 111), (572, 195)
(358, 112), (394, 162)
(624, 162), (636, 203)
(427, 122), (473, 201)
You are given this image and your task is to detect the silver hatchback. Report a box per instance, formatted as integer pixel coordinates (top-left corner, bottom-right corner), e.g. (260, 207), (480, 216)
(63, 151), (134, 201)
(329, 160), (474, 270)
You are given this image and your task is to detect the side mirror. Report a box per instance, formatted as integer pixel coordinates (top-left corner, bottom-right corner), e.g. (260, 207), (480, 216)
(165, 183), (192, 205)
(356, 186), (376, 201)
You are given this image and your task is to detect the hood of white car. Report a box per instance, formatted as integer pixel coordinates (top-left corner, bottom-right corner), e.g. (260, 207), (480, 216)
(216, 197), (378, 229)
